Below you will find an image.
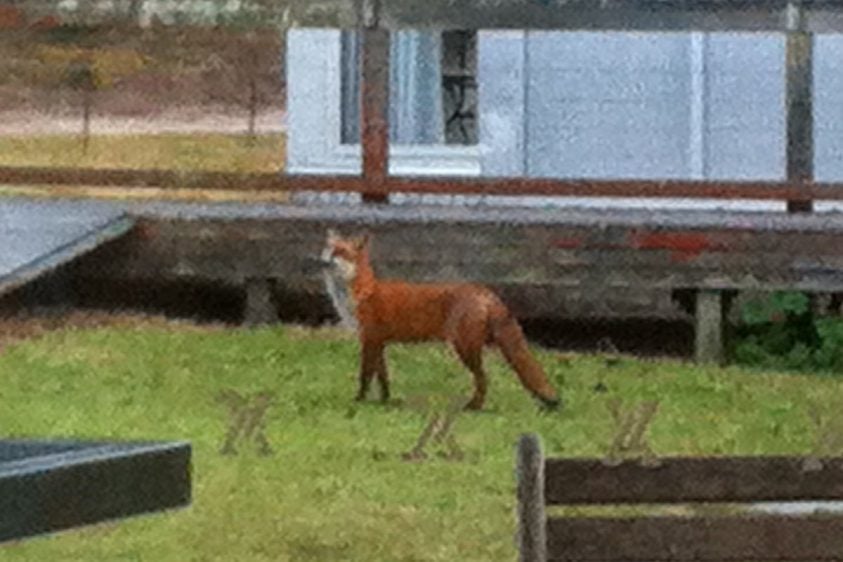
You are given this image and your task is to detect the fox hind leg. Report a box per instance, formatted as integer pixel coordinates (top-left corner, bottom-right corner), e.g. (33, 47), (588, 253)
(450, 332), (488, 411)
(455, 345), (487, 410)
(445, 303), (489, 411)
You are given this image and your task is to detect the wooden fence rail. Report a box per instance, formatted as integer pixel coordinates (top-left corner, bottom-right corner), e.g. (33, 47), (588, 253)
(515, 433), (843, 561)
(5, 166), (843, 203)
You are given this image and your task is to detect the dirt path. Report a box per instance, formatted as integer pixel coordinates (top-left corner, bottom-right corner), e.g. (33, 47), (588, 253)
(0, 109), (286, 136)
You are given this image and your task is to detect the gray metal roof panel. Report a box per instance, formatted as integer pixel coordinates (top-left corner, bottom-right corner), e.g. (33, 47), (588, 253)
(0, 198), (134, 296)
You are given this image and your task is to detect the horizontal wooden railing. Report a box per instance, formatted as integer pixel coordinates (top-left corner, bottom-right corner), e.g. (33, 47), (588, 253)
(516, 433), (843, 562)
(545, 515), (843, 561)
(542, 454), (843, 505)
(4, 166), (843, 203)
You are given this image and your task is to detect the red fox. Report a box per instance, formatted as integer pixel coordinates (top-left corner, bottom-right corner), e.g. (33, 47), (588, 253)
(320, 230), (561, 411)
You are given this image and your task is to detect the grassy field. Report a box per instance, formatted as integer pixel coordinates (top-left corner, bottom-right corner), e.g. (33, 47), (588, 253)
(0, 133), (285, 173)
(0, 314), (841, 561)
(0, 132), (291, 202)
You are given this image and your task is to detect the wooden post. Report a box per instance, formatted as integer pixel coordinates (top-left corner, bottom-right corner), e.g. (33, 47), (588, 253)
(695, 289), (725, 365)
(243, 278), (277, 327)
(516, 433), (547, 562)
(360, 0), (390, 204)
(785, 0), (814, 213)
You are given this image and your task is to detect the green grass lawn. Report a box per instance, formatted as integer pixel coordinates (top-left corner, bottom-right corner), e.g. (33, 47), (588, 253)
(0, 319), (841, 561)
(0, 133), (285, 174)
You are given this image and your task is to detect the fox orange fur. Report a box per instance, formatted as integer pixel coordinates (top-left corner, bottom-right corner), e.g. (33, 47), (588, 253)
(321, 230), (561, 411)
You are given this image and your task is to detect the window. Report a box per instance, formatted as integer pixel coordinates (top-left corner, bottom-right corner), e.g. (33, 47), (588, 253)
(339, 30), (478, 146)
(441, 30), (477, 145)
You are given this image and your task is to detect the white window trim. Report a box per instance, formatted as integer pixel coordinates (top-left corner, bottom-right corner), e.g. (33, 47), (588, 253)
(286, 28), (482, 177)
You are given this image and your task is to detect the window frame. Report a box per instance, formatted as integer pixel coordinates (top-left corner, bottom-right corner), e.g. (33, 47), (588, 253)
(286, 28), (481, 177)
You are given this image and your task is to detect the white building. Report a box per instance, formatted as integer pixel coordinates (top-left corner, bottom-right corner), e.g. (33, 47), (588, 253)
(286, 28), (843, 212)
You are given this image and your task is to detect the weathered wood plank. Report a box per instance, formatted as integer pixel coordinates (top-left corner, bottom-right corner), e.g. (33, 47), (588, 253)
(544, 456), (843, 505)
(786, 1), (815, 213)
(57, 210), (843, 324)
(8, 166), (843, 201)
(130, 218), (843, 264)
(545, 249), (809, 278)
(516, 434), (547, 562)
(695, 289), (725, 364)
(69, 216), (843, 296)
(361, 26), (390, 203)
(545, 227), (843, 256)
(546, 514), (843, 561)
(243, 278), (278, 326)
(494, 283), (686, 319)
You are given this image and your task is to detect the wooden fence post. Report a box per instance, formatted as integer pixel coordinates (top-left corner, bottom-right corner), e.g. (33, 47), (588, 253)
(360, 0), (390, 204)
(785, 0), (814, 213)
(243, 277), (278, 326)
(695, 289), (725, 365)
(516, 433), (546, 562)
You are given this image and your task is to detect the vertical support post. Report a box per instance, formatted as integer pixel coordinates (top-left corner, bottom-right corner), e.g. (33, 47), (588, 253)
(243, 278), (278, 327)
(516, 433), (547, 562)
(785, 0), (814, 213)
(360, 0), (390, 204)
(695, 289), (725, 365)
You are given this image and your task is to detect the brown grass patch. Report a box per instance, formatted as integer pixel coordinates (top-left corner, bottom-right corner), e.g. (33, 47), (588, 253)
(0, 309), (226, 353)
(0, 184), (292, 203)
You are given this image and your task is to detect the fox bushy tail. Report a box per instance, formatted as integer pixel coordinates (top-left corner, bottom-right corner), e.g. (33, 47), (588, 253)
(489, 312), (561, 409)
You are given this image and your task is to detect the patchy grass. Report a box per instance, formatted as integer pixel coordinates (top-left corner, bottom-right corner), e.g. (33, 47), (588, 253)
(0, 315), (840, 561)
(0, 133), (285, 173)
(0, 184), (292, 203)
(0, 132), (290, 202)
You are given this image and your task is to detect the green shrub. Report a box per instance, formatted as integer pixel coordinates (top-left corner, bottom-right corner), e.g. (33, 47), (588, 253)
(813, 317), (843, 373)
(731, 291), (843, 374)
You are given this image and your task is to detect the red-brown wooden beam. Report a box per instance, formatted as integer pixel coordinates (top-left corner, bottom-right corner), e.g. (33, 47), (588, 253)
(360, 25), (390, 203)
(7, 166), (843, 202)
(383, 176), (825, 201)
(786, 2), (815, 213)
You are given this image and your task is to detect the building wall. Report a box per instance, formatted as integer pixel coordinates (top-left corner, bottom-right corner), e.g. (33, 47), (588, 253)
(815, 35), (843, 183)
(286, 29), (841, 212)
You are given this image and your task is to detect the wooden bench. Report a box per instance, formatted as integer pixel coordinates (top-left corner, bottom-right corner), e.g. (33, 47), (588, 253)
(515, 433), (843, 562)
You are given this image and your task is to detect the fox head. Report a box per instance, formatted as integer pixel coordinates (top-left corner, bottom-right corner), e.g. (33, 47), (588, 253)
(321, 229), (371, 281)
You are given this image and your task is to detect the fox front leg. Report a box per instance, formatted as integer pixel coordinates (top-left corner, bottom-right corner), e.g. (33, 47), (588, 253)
(356, 340), (382, 402)
(375, 346), (390, 403)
